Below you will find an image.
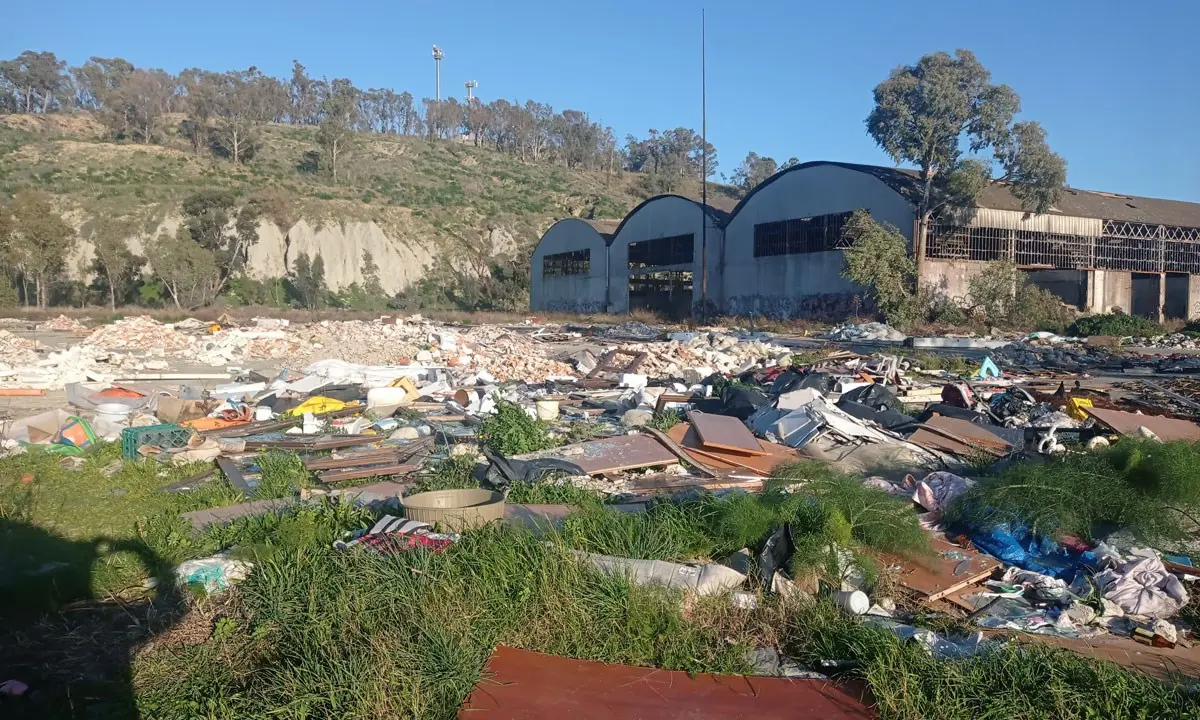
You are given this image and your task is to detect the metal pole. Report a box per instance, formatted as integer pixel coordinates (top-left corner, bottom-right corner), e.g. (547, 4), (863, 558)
(436, 60), (441, 101)
(699, 8), (708, 318)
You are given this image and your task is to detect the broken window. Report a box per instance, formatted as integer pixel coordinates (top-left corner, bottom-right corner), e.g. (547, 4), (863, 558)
(753, 212), (852, 257)
(928, 220), (1200, 274)
(542, 249), (590, 277)
(628, 233), (694, 270)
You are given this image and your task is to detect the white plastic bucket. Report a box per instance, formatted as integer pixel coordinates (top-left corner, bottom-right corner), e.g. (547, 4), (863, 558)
(835, 590), (870, 615)
(535, 399), (559, 422)
(367, 386), (410, 411)
(94, 402), (135, 425)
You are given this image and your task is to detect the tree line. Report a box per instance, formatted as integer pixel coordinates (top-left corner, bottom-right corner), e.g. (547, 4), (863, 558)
(0, 50), (721, 188)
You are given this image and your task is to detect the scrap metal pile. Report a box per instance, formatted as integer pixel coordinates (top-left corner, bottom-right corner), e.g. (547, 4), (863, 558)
(5, 315), (1200, 684)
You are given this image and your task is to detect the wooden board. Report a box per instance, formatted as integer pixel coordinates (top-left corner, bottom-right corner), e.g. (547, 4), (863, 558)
(688, 411), (766, 455)
(884, 537), (1001, 602)
(908, 415), (1012, 457)
(216, 456), (252, 493)
(666, 423), (800, 477)
(550, 434), (679, 475)
(1084, 406), (1200, 442)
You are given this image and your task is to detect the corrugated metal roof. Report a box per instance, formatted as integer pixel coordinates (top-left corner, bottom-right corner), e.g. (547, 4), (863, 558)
(580, 218), (620, 237)
(735, 160), (1200, 228)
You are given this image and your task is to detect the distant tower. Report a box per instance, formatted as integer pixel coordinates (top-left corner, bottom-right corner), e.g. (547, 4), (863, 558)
(432, 45), (444, 101)
(465, 80), (478, 102)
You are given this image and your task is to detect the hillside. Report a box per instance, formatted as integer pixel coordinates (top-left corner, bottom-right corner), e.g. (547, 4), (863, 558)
(0, 112), (736, 296)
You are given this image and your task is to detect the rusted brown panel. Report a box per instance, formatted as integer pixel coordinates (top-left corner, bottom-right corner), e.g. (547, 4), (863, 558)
(688, 411), (765, 455)
(1085, 406), (1200, 442)
(908, 415), (1012, 457)
(882, 538), (1001, 602)
(458, 646), (874, 719)
(667, 423), (799, 476)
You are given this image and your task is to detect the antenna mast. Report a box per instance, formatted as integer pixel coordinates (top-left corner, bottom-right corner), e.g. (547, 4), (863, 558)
(432, 45), (444, 101)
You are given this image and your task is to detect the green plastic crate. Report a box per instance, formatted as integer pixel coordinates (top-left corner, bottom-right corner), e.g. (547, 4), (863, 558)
(121, 424), (192, 459)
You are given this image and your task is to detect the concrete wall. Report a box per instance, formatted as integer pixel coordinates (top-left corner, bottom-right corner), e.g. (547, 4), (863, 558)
(608, 196), (724, 313)
(721, 164), (916, 317)
(530, 219), (610, 312)
(1088, 270), (1132, 315)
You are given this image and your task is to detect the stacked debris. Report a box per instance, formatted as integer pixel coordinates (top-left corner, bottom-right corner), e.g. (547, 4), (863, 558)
(37, 314), (90, 333)
(0, 330), (42, 366)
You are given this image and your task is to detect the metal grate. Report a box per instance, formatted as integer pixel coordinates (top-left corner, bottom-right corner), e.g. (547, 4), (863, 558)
(753, 212), (852, 258)
(928, 220), (1200, 274)
(543, 248), (590, 277)
(628, 233), (694, 270)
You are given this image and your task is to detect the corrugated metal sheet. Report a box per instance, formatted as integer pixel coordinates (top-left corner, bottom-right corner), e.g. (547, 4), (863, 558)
(940, 207), (1104, 236)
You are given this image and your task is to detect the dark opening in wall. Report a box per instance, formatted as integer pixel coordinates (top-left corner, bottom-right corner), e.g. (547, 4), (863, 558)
(1131, 272), (1162, 320)
(1024, 269), (1088, 309)
(629, 270), (693, 319)
(543, 249), (591, 277)
(1165, 273), (1190, 320)
(628, 233), (695, 270)
(752, 212), (853, 258)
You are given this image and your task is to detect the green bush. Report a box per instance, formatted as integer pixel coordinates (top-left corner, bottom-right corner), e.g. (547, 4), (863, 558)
(946, 439), (1200, 543)
(1068, 312), (1164, 337)
(480, 398), (552, 456)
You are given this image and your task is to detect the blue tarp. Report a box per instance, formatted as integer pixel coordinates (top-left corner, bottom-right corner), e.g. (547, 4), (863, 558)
(969, 524), (1081, 580)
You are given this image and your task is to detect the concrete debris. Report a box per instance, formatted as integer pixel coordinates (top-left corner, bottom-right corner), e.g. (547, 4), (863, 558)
(37, 314), (90, 333)
(824, 322), (906, 342)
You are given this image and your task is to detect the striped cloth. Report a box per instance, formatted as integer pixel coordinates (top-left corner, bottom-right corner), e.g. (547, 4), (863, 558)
(334, 515), (457, 554)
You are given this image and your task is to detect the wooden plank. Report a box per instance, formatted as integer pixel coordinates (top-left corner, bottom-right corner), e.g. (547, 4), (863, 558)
(550, 434), (679, 475)
(216, 456), (252, 494)
(641, 427), (717, 478)
(908, 415), (1012, 457)
(666, 423), (799, 477)
(687, 411), (765, 455)
(630, 474), (765, 493)
(319, 463), (421, 484)
(883, 537), (1001, 602)
(1084, 406), (1200, 442)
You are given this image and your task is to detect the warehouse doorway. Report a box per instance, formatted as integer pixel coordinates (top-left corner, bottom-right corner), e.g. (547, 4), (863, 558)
(1131, 272), (1162, 320)
(1165, 273), (1190, 320)
(629, 270), (693, 319)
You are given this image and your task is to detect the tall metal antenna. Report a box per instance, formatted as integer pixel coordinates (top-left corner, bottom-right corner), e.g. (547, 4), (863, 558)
(432, 45), (444, 101)
(699, 9), (709, 316)
(465, 80), (478, 102)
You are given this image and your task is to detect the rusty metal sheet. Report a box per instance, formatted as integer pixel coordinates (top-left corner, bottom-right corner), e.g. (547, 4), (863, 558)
(688, 411), (765, 455)
(458, 646), (873, 719)
(1084, 406), (1200, 442)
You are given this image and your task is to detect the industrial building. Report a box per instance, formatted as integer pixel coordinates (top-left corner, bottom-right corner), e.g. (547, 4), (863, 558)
(530, 161), (1200, 320)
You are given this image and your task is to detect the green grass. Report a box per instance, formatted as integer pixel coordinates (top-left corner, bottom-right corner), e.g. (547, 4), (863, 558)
(946, 439), (1200, 544)
(4, 443), (1198, 719)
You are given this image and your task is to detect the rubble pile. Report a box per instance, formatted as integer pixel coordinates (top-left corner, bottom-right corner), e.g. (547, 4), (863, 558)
(1132, 332), (1200, 349)
(83, 316), (196, 353)
(6, 311), (1200, 704)
(37, 314), (90, 333)
(824, 322), (906, 342)
(0, 330), (42, 366)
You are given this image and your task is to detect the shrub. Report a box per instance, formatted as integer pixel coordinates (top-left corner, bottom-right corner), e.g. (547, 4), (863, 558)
(945, 439), (1200, 543)
(480, 398), (552, 456)
(841, 210), (921, 328)
(966, 260), (1075, 332)
(1068, 312), (1164, 337)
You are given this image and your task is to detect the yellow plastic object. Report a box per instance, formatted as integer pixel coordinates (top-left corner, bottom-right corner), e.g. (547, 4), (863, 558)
(285, 396), (348, 417)
(208, 324), (222, 333)
(1067, 396), (1094, 421)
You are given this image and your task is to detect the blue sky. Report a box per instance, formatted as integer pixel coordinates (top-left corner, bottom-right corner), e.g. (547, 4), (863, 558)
(3, 0), (1197, 201)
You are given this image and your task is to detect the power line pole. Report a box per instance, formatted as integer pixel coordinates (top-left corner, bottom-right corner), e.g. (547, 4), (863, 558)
(699, 8), (708, 318)
(432, 45), (444, 101)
